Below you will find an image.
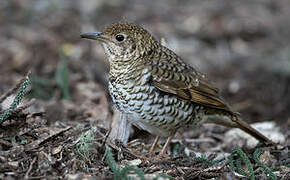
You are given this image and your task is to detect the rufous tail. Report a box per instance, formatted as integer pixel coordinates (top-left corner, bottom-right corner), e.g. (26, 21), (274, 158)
(230, 115), (274, 145)
(205, 112), (274, 145)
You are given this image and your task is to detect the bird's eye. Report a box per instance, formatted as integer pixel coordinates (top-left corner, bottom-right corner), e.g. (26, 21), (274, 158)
(115, 34), (124, 42)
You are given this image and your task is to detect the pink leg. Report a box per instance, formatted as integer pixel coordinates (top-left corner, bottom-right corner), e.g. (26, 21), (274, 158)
(158, 135), (174, 157)
(148, 136), (160, 157)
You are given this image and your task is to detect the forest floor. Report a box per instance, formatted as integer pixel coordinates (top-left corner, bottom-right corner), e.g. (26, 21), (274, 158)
(0, 0), (289, 179)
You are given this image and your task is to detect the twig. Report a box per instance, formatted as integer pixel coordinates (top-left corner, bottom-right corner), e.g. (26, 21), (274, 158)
(13, 98), (36, 113)
(0, 98), (36, 115)
(24, 156), (37, 179)
(0, 139), (13, 147)
(183, 137), (216, 143)
(102, 128), (111, 147)
(25, 126), (71, 151)
(0, 71), (31, 104)
(25, 176), (46, 180)
(185, 164), (225, 179)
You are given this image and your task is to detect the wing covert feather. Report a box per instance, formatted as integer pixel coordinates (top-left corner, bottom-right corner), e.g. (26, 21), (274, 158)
(147, 50), (232, 112)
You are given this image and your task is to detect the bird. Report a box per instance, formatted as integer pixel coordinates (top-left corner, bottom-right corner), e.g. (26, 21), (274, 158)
(81, 22), (273, 156)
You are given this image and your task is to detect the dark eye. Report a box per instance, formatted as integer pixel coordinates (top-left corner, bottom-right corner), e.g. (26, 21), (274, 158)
(115, 34), (124, 42)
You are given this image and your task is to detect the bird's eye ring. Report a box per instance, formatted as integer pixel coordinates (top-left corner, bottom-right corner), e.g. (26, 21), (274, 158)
(115, 34), (125, 42)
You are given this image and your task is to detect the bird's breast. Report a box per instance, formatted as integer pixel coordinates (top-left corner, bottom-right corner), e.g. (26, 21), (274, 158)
(108, 71), (206, 137)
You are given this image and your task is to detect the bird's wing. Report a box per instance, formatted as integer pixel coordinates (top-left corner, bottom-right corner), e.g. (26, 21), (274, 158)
(147, 49), (232, 112)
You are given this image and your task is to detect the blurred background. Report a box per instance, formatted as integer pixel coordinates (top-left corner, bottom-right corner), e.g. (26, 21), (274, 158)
(0, 0), (290, 178)
(1, 0), (290, 134)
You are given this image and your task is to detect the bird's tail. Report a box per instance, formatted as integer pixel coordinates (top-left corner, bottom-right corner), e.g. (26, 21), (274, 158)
(205, 112), (274, 145)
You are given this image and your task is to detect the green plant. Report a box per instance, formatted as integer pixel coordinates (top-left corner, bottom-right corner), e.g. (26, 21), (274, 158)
(228, 147), (278, 180)
(29, 44), (71, 101)
(76, 129), (96, 161)
(228, 146), (255, 180)
(194, 154), (225, 167)
(253, 148), (277, 180)
(0, 75), (30, 124)
(105, 147), (171, 180)
(55, 44), (71, 101)
(28, 76), (55, 100)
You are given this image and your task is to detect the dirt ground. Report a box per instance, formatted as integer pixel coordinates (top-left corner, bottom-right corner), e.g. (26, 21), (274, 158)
(0, 0), (290, 179)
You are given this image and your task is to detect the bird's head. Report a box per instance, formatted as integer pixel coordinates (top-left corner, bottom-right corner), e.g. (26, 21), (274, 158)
(81, 22), (158, 62)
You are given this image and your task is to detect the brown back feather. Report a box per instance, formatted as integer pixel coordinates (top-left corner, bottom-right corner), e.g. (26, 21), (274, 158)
(148, 46), (233, 112)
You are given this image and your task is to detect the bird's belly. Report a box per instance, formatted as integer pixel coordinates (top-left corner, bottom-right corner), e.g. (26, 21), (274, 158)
(109, 82), (205, 137)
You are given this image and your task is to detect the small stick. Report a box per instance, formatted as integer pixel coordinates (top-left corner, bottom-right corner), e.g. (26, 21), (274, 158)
(13, 98), (36, 114)
(24, 156), (37, 179)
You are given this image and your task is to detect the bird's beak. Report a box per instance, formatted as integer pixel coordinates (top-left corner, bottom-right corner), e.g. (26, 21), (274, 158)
(80, 32), (103, 40)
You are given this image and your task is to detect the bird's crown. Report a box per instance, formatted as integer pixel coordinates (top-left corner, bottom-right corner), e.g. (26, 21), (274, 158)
(102, 22), (149, 37)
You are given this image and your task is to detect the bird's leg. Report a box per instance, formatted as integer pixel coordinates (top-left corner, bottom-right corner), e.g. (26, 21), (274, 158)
(148, 136), (160, 157)
(108, 111), (132, 144)
(158, 135), (174, 157)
